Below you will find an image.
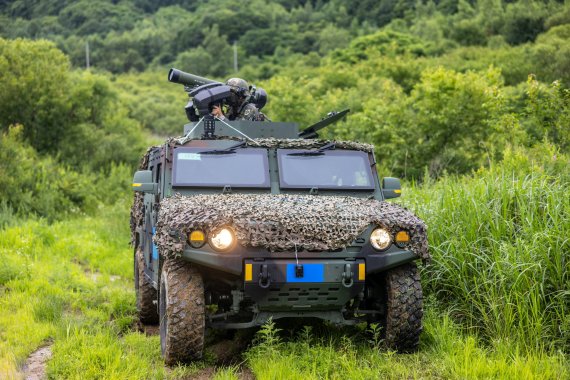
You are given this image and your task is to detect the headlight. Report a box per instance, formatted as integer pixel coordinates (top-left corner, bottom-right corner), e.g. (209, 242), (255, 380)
(370, 227), (391, 251)
(209, 227), (236, 251)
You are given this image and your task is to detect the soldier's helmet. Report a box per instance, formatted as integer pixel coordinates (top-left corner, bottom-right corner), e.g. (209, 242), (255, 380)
(225, 78), (250, 97)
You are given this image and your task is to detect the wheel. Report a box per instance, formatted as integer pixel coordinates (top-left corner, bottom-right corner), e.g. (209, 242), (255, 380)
(159, 259), (205, 365)
(135, 248), (158, 324)
(383, 262), (423, 352)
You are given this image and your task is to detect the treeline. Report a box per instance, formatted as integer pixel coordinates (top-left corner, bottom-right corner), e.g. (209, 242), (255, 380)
(1, 0), (569, 78)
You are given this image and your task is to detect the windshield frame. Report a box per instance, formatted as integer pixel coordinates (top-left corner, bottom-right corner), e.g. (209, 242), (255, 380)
(172, 147), (271, 188)
(277, 149), (375, 190)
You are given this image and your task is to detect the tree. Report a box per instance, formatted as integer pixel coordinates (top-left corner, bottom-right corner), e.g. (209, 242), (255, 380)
(0, 38), (71, 153)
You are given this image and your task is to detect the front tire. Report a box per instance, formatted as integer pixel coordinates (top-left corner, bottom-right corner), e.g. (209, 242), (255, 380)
(383, 262), (423, 352)
(135, 248), (158, 324)
(159, 259), (205, 365)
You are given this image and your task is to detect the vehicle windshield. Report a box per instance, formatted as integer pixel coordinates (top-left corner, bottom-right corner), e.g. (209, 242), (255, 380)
(173, 147), (270, 188)
(277, 149), (375, 190)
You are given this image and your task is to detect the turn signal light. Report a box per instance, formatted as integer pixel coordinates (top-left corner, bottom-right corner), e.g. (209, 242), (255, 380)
(188, 230), (206, 248)
(395, 231), (410, 247)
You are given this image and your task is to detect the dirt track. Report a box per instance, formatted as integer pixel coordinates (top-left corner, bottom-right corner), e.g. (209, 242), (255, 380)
(22, 344), (52, 380)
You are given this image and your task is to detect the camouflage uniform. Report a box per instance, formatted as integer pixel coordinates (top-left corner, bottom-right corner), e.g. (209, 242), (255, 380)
(224, 77), (267, 121)
(233, 102), (265, 121)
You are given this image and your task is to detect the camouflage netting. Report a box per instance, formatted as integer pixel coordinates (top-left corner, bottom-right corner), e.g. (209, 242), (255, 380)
(130, 146), (157, 246)
(244, 138), (374, 152)
(130, 138), (428, 261)
(153, 193), (429, 260)
(167, 136), (375, 153)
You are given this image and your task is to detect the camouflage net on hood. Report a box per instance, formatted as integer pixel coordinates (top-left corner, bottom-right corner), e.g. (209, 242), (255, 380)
(153, 193), (429, 260)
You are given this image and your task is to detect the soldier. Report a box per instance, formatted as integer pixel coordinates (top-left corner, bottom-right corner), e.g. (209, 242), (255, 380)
(211, 77), (267, 121)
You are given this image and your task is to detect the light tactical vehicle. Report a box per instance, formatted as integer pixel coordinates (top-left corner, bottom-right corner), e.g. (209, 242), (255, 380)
(130, 69), (428, 365)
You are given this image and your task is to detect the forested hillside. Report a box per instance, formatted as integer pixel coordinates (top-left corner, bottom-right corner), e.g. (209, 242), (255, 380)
(0, 1), (569, 378)
(1, 0), (569, 79)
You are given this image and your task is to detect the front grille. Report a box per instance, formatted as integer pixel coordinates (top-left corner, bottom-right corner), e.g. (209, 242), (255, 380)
(261, 285), (344, 309)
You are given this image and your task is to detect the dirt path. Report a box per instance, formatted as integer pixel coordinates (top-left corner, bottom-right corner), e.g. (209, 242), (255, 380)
(22, 344), (53, 380)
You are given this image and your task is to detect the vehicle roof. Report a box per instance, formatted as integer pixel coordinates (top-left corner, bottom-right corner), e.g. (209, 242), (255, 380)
(183, 120), (299, 139)
(175, 121), (374, 152)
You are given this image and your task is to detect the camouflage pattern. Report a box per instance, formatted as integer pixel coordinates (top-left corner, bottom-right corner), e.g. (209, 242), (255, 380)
(234, 103), (261, 121)
(248, 138), (374, 152)
(153, 193), (429, 261)
(166, 136), (375, 153)
(225, 78), (250, 95)
(130, 146), (157, 246)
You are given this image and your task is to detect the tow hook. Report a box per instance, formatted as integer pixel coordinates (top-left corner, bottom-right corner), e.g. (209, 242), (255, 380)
(342, 263), (354, 288)
(259, 264), (271, 288)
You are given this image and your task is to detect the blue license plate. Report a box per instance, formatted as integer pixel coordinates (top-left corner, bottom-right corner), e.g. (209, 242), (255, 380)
(286, 264), (324, 282)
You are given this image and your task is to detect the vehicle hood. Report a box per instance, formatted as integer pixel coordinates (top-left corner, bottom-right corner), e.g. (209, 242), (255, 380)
(154, 193), (428, 260)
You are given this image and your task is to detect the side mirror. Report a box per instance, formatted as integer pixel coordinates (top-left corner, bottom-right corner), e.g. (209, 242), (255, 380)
(132, 170), (157, 194)
(382, 177), (401, 199)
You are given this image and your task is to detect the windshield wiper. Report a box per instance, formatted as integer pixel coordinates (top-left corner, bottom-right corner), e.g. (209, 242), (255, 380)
(198, 141), (246, 155)
(287, 142), (336, 156)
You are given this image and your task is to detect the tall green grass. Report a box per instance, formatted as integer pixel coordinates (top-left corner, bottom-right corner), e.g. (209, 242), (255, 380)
(244, 310), (568, 379)
(0, 199), (205, 379)
(405, 143), (569, 352)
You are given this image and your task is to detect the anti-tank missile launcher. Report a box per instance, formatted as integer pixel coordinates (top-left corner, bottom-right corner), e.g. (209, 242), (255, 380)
(168, 68), (268, 121)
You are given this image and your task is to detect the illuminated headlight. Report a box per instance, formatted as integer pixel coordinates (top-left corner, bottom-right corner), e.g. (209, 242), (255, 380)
(209, 227), (236, 251)
(370, 227), (392, 251)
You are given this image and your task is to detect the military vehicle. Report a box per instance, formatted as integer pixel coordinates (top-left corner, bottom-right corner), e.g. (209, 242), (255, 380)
(130, 69), (428, 365)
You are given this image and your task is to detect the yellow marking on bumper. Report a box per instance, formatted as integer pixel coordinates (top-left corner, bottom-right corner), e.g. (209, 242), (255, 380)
(358, 263), (366, 281)
(132, 183), (142, 187)
(245, 263), (253, 281)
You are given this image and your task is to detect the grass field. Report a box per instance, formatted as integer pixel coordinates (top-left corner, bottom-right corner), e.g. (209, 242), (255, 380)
(0, 148), (568, 379)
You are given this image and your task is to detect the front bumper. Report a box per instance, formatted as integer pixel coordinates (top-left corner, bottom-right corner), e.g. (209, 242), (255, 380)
(244, 258), (365, 311)
(180, 243), (418, 277)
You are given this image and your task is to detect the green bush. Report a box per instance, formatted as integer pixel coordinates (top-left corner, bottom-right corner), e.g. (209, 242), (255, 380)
(0, 38), (71, 154)
(0, 126), (136, 223)
(0, 126), (95, 221)
(523, 76), (570, 150)
(0, 38), (149, 221)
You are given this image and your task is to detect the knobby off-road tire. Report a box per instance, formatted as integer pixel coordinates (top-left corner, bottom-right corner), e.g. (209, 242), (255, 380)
(135, 248), (159, 324)
(384, 262), (423, 352)
(159, 259), (205, 365)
